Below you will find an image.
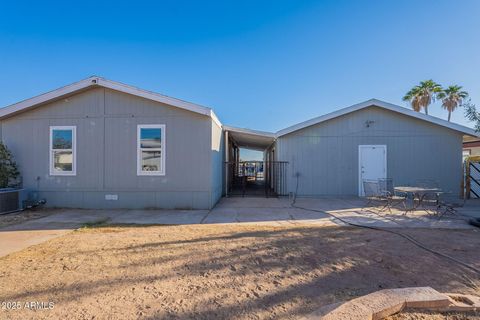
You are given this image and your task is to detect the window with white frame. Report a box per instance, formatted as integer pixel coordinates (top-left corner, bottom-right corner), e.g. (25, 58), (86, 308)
(137, 124), (165, 175)
(50, 126), (76, 175)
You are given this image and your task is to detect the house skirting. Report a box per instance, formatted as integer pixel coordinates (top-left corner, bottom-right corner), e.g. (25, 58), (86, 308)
(34, 190), (214, 210)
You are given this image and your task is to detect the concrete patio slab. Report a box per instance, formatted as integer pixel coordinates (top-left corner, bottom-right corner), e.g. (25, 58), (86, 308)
(109, 209), (209, 225)
(290, 197), (477, 230)
(205, 198), (339, 226)
(213, 197), (290, 208)
(0, 196), (477, 258)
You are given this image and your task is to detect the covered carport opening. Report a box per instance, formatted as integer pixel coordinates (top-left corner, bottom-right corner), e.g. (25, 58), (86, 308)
(223, 126), (287, 197)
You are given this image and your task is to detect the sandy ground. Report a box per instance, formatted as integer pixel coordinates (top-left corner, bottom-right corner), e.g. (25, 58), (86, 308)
(0, 224), (479, 320)
(0, 209), (53, 228)
(386, 310), (480, 319)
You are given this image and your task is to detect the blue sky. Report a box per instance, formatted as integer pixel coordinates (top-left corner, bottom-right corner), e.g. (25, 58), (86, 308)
(1, 0), (479, 160)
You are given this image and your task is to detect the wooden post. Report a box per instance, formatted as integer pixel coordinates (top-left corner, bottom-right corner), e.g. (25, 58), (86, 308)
(466, 159), (471, 199)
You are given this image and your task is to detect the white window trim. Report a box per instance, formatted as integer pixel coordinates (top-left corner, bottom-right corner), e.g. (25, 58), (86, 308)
(49, 125), (77, 176)
(137, 124), (166, 176)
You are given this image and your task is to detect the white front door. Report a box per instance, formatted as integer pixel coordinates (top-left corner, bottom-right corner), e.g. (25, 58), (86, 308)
(358, 145), (387, 196)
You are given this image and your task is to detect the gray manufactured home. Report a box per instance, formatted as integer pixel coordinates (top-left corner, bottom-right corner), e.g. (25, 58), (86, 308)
(0, 77), (223, 209)
(224, 100), (477, 198)
(0, 77), (476, 209)
(274, 102), (471, 197)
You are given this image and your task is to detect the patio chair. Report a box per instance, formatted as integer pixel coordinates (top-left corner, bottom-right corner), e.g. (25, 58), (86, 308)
(435, 192), (465, 218)
(362, 180), (385, 210)
(378, 178), (407, 213)
(415, 179), (441, 212)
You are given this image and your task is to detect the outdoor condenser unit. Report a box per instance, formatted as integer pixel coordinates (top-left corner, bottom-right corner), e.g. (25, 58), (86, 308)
(0, 188), (25, 215)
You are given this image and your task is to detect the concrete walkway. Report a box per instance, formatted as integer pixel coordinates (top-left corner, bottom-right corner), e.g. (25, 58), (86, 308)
(0, 197), (478, 258)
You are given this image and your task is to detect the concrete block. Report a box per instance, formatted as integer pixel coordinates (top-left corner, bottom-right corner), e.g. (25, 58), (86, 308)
(306, 287), (456, 320)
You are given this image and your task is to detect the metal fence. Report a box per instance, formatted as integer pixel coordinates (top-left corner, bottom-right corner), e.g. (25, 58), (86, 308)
(225, 161), (288, 197)
(465, 157), (480, 198)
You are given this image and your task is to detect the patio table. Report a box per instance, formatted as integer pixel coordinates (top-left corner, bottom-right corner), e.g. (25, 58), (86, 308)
(394, 186), (442, 212)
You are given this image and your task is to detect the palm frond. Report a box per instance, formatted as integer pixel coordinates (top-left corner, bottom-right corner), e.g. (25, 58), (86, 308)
(403, 80), (442, 114)
(440, 85), (469, 120)
(463, 99), (480, 132)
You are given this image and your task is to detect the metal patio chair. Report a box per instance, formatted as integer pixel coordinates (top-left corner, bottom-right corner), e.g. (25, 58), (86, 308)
(362, 180), (385, 210)
(415, 179), (441, 212)
(378, 178), (407, 212)
(435, 192), (466, 218)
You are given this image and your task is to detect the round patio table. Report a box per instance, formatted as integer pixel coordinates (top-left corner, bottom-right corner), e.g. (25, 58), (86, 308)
(394, 186), (442, 212)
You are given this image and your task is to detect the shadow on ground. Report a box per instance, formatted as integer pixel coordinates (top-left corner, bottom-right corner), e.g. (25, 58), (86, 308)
(0, 224), (479, 319)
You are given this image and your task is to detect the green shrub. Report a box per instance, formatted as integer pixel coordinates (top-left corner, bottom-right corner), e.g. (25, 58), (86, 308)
(0, 142), (19, 188)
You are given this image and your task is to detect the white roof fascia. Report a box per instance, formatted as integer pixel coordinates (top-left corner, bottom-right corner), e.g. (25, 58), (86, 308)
(223, 125), (276, 138)
(0, 77), (95, 118)
(0, 77), (220, 125)
(276, 98), (478, 137)
(2, 79), (476, 138)
(210, 110), (223, 128)
(95, 77), (213, 117)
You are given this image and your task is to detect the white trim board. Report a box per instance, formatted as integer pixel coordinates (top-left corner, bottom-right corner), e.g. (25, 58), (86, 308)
(0, 76), (222, 127)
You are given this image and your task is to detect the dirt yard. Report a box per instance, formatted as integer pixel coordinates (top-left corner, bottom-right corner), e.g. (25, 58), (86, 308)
(0, 209), (53, 228)
(0, 224), (479, 320)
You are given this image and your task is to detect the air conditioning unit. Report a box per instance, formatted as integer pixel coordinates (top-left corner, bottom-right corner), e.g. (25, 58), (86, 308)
(0, 188), (26, 215)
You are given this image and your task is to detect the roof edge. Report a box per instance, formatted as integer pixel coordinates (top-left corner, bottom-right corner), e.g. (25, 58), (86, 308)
(0, 77), (97, 119)
(1, 79), (476, 139)
(210, 110), (222, 128)
(223, 125), (276, 138)
(95, 77), (213, 117)
(275, 98), (478, 137)
(0, 76), (222, 126)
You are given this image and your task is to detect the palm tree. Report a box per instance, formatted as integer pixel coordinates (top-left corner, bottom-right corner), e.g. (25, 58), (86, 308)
(403, 80), (443, 115)
(437, 85), (469, 121)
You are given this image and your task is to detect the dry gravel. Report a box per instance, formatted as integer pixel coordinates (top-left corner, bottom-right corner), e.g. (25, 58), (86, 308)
(0, 224), (479, 319)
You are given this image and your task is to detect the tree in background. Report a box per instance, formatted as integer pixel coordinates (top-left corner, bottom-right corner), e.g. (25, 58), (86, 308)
(464, 99), (480, 132)
(403, 80), (443, 115)
(437, 85), (469, 122)
(0, 142), (19, 188)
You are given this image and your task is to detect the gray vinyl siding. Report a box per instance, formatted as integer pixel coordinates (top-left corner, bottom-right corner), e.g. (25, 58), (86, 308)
(276, 106), (463, 196)
(1, 87), (216, 209)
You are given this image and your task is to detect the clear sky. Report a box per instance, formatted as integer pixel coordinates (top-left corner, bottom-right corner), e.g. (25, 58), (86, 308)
(1, 1), (479, 160)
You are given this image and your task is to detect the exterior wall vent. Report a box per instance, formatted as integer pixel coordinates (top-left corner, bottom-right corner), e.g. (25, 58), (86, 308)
(105, 194), (119, 201)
